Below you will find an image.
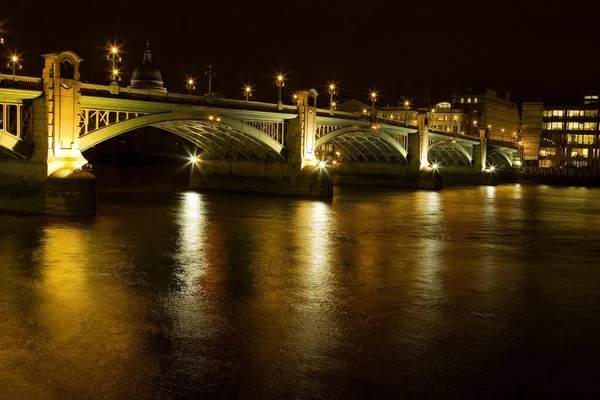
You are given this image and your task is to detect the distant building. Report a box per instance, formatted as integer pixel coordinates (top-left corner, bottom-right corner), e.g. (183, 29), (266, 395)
(128, 41), (167, 93)
(336, 99), (371, 114)
(337, 100), (464, 131)
(427, 102), (465, 134)
(451, 88), (520, 142)
(522, 93), (600, 167)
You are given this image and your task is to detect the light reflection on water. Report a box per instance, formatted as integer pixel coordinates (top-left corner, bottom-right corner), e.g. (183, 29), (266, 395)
(1, 185), (600, 398)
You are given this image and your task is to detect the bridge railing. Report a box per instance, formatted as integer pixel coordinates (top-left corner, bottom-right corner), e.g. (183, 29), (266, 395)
(488, 138), (520, 150)
(80, 83), (301, 114)
(0, 74), (43, 91)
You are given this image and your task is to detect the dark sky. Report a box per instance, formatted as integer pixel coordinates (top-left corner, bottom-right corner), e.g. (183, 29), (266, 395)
(1, 0), (598, 106)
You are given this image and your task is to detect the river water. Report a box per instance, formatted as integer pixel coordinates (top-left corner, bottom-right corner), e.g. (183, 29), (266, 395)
(1, 185), (600, 399)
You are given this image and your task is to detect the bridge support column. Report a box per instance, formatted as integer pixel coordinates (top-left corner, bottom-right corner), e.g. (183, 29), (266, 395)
(406, 112), (443, 190)
(475, 128), (487, 172)
(0, 51), (97, 215)
(463, 130), (497, 186)
(473, 144), (483, 171)
(296, 89), (319, 169)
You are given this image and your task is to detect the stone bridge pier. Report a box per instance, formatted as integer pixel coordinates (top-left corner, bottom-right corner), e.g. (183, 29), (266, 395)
(0, 51), (96, 215)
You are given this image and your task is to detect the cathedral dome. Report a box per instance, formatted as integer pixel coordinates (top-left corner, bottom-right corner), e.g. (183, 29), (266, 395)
(129, 41), (167, 92)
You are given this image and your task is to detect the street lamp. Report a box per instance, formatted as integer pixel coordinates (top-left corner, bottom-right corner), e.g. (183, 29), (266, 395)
(205, 65), (216, 98)
(186, 78), (196, 94)
(0, 38), (5, 65)
(428, 108), (436, 129)
(276, 74), (285, 107)
(328, 83), (338, 113)
(205, 65), (216, 100)
(403, 100), (410, 126)
(107, 45), (122, 83)
(501, 128), (505, 142)
(7, 53), (22, 76)
(244, 85), (252, 102)
(370, 91), (377, 119)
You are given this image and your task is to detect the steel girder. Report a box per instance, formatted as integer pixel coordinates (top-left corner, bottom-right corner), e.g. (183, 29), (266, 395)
(315, 126), (408, 162)
(79, 111), (285, 161)
(427, 141), (473, 166)
(487, 149), (513, 168)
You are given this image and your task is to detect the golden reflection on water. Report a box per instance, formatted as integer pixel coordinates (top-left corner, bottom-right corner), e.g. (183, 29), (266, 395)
(7, 221), (160, 398)
(415, 191), (445, 290)
(1, 185), (600, 398)
(168, 191), (222, 347)
(298, 201), (333, 287)
(175, 191), (207, 293)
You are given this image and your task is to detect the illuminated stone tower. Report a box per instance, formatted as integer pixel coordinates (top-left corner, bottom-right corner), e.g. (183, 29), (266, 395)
(295, 89), (319, 168)
(42, 51), (89, 175)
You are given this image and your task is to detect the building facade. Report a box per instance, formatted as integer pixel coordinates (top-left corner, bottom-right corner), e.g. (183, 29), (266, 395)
(427, 102), (465, 134)
(522, 95), (600, 167)
(451, 88), (520, 142)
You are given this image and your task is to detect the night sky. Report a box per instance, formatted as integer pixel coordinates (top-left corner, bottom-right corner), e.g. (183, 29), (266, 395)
(2, 0), (598, 105)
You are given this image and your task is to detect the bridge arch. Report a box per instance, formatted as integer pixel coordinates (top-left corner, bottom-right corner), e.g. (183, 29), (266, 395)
(427, 140), (472, 167)
(487, 148), (513, 168)
(314, 125), (408, 162)
(79, 110), (285, 160)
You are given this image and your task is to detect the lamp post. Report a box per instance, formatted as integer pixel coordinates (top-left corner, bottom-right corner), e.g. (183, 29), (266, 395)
(186, 78), (196, 94)
(0, 38), (5, 68)
(370, 91), (377, 120)
(501, 128), (505, 142)
(205, 65), (216, 100)
(107, 45), (122, 83)
(244, 85), (252, 102)
(276, 74), (284, 109)
(428, 108), (436, 129)
(328, 83), (338, 114)
(7, 54), (22, 76)
(403, 100), (410, 126)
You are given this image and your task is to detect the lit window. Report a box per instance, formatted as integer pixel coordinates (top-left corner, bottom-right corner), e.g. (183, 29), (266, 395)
(474, 98), (478, 103)
(540, 147), (556, 156)
(584, 122), (596, 130)
(566, 122), (593, 130)
(460, 98), (464, 103)
(543, 122), (563, 130)
(571, 148), (589, 158)
(567, 110), (584, 117)
(467, 98), (472, 103)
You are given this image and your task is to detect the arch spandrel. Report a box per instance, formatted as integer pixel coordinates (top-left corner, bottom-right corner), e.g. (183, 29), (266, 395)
(79, 111), (285, 161)
(314, 125), (408, 162)
(427, 140), (473, 166)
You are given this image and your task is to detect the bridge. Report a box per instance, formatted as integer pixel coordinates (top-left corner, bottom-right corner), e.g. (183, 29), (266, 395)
(0, 51), (520, 215)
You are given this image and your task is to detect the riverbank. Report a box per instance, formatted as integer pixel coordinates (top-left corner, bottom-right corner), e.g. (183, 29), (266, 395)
(520, 166), (600, 187)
